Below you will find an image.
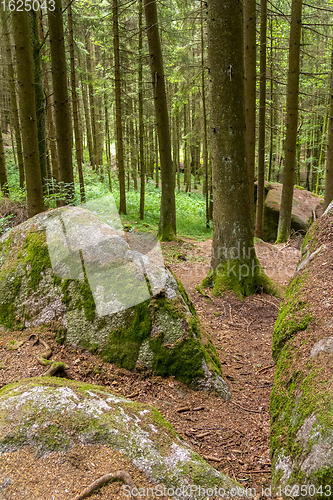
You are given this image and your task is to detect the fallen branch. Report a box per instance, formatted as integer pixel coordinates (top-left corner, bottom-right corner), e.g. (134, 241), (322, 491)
(70, 470), (140, 500)
(203, 455), (222, 462)
(257, 364), (275, 374)
(127, 391), (139, 398)
(228, 400), (262, 414)
(176, 406), (191, 413)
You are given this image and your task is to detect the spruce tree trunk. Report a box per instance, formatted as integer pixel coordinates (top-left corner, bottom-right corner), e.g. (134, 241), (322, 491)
(324, 45), (333, 209)
(80, 65), (95, 171)
(12, 10), (44, 217)
(68, 2), (85, 203)
(29, 11), (47, 194)
(1, 10), (24, 189)
(139, 0), (145, 219)
(113, 0), (126, 214)
(243, 0), (256, 219)
(38, 16), (59, 188)
(48, 0), (74, 205)
(255, 0), (267, 239)
(201, 4), (209, 227)
(144, 0), (176, 240)
(0, 112), (9, 196)
(85, 34), (97, 172)
(204, 0), (273, 297)
(276, 0), (303, 242)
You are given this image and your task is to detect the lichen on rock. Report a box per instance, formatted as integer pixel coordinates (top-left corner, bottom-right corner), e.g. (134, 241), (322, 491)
(0, 205), (230, 398)
(270, 209), (333, 496)
(0, 377), (239, 499)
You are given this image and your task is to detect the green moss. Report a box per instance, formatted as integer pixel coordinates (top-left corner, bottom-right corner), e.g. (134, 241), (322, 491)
(150, 333), (205, 386)
(201, 257), (277, 299)
(150, 407), (177, 435)
(294, 185), (304, 190)
(101, 301), (151, 370)
(272, 273), (313, 361)
(79, 279), (96, 322)
(23, 232), (52, 291)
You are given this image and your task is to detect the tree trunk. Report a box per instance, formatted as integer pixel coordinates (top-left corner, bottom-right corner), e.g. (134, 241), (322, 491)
(85, 34), (97, 172)
(0, 110), (9, 196)
(144, 0), (176, 240)
(255, 0), (267, 239)
(1, 10), (24, 189)
(243, 0), (256, 220)
(12, 10), (44, 217)
(68, 2), (85, 203)
(38, 15), (59, 188)
(324, 45), (333, 209)
(48, 0), (74, 205)
(80, 62), (95, 171)
(29, 11), (47, 194)
(276, 0), (303, 242)
(113, 0), (126, 214)
(201, 4), (209, 227)
(138, 0), (145, 219)
(204, 0), (273, 297)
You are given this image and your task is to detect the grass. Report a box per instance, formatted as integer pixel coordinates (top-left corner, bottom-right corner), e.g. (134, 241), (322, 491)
(1, 152), (213, 241)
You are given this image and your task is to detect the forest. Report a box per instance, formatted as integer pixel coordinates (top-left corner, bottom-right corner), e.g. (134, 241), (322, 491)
(1, 0), (333, 499)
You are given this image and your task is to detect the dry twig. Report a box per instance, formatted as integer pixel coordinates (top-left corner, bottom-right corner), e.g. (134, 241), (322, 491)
(228, 400), (262, 414)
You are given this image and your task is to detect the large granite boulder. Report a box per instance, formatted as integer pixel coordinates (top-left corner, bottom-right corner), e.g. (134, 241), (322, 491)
(0, 377), (239, 499)
(270, 203), (333, 496)
(255, 182), (324, 242)
(0, 201), (230, 398)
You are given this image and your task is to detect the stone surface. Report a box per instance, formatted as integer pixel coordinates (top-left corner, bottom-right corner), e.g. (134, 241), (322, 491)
(0, 377), (239, 499)
(270, 209), (333, 496)
(255, 182), (324, 242)
(0, 203), (230, 398)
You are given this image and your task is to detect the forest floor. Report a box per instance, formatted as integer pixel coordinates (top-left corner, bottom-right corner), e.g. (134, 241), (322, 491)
(0, 228), (302, 500)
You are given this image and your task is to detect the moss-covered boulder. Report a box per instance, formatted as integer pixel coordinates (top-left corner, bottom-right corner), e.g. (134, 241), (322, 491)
(270, 205), (333, 496)
(255, 183), (324, 242)
(0, 206), (230, 398)
(0, 377), (239, 498)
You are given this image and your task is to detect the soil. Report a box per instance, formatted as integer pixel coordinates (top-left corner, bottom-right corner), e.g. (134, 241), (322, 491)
(0, 229), (302, 500)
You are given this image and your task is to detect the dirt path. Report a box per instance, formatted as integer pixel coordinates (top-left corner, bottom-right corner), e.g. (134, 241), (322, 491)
(0, 238), (301, 499)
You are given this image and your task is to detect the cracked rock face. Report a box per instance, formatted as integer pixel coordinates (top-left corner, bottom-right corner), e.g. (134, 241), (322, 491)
(0, 203), (230, 398)
(0, 378), (238, 500)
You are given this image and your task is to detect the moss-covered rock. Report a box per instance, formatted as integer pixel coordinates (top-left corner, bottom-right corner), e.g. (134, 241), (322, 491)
(0, 206), (230, 398)
(270, 208), (333, 497)
(0, 377), (239, 499)
(254, 182), (324, 243)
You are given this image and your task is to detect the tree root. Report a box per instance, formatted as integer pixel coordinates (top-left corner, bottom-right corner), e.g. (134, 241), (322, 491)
(29, 334), (68, 376)
(70, 470), (141, 500)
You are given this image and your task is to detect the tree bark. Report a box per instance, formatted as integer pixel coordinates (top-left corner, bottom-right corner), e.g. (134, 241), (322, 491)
(38, 15), (59, 188)
(48, 0), (74, 205)
(12, 10), (44, 217)
(29, 11), (47, 194)
(0, 110), (9, 196)
(324, 44), (333, 209)
(1, 10), (25, 189)
(144, 0), (176, 240)
(138, 0), (145, 219)
(255, 0), (267, 239)
(243, 0), (256, 220)
(276, 0), (303, 242)
(204, 0), (272, 297)
(113, 0), (126, 214)
(68, 2), (85, 202)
